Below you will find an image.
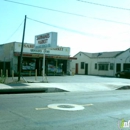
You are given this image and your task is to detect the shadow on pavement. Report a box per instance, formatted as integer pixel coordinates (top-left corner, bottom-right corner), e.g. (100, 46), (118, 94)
(116, 86), (130, 90)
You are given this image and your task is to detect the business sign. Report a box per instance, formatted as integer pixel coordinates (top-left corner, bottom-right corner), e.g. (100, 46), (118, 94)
(14, 43), (70, 56)
(34, 32), (57, 49)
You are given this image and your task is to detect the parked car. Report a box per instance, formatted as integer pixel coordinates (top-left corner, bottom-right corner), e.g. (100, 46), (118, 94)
(115, 69), (130, 78)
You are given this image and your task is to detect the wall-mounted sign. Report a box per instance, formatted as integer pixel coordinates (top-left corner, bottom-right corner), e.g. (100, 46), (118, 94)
(14, 43), (70, 56)
(34, 32), (57, 49)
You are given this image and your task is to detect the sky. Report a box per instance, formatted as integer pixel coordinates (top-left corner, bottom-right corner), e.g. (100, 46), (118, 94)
(1, 0), (130, 56)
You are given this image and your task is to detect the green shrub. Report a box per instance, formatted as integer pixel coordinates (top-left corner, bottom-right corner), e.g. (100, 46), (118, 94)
(0, 75), (6, 83)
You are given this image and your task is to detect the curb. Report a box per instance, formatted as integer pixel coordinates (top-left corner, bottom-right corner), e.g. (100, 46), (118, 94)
(0, 87), (46, 94)
(0, 87), (67, 94)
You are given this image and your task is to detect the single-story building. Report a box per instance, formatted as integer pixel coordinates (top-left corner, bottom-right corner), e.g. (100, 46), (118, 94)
(71, 48), (130, 77)
(0, 42), (76, 76)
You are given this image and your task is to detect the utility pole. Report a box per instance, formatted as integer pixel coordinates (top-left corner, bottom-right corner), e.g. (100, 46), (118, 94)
(42, 48), (46, 82)
(18, 15), (27, 81)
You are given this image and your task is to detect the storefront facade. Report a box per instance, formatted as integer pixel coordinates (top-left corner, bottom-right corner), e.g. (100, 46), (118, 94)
(0, 42), (74, 76)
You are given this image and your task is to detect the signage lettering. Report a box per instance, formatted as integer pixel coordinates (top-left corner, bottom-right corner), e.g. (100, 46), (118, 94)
(23, 44), (34, 48)
(36, 33), (50, 40)
(50, 48), (63, 51)
(38, 39), (48, 44)
(30, 49), (42, 53)
(35, 32), (57, 49)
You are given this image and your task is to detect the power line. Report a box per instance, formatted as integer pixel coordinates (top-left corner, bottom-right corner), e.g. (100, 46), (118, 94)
(92, 17), (130, 26)
(4, 0), (86, 17)
(4, 0), (130, 26)
(4, 20), (24, 43)
(77, 0), (130, 11)
(27, 17), (108, 39)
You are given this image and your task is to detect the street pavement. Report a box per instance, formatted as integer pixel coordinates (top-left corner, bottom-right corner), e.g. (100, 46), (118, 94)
(0, 75), (130, 93)
(1, 90), (130, 130)
(1, 75), (130, 130)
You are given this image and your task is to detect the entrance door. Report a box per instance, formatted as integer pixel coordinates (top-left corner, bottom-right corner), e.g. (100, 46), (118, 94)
(116, 63), (121, 72)
(85, 63), (88, 75)
(75, 63), (78, 74)
(123, 63), (130, 70)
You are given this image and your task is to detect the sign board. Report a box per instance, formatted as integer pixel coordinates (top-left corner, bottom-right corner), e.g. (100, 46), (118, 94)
(34, 32), (57, 49)
(14, 43), (70, 56)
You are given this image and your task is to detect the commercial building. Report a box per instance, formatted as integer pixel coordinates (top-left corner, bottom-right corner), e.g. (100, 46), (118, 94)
(71, 48), (130, 77)
(0, 42), (75, 76)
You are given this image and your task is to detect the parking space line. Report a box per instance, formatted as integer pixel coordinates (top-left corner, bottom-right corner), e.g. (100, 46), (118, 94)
(35, 107), (49, 110)
(82, 104), (93, 106)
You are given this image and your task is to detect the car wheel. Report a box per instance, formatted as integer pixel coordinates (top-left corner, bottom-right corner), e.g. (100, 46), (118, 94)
(117, 74), (120, 78)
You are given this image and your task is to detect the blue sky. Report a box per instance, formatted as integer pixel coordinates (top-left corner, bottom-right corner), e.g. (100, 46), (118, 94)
(1, 0), (130, 56)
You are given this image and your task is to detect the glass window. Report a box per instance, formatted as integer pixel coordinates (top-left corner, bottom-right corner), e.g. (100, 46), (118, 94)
(110, 63), (114, 70)
(98, 64), (109, 71)
(22, 58), (36, 71)
(81, 62), (84, 69)
(95, 63), (97, 69)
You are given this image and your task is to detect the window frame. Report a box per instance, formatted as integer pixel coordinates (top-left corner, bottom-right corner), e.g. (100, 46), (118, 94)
(81, 62), (84, 69)
(110, 63), (114, 70)
(95, 63), (97, 69)
(98, 63), (109, 71)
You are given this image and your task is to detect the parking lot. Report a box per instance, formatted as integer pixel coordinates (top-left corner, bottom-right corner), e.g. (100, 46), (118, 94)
(1, 75), (130, 93)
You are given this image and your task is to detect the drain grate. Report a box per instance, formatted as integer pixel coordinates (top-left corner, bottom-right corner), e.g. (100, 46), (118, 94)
(58, 105), (74, 108)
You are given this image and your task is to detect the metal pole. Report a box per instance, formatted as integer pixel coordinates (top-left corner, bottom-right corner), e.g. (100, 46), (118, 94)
(42, 49), (46, 82)
(18, 15), (27, 81)
(6, 69), (8, 78)
(12, 70), (14, 80)
(35, 69), (37, 81)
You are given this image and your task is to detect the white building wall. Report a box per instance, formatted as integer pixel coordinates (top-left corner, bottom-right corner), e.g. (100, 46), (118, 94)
(115, 49), (130, 72)
(71, 52), (91, 74)
(0, 43), (14, 61)
(90, 57), (115, 76)
(116, 49), (130, 63)
(71, 50), (130, 77)
(0, 43), (14, 74)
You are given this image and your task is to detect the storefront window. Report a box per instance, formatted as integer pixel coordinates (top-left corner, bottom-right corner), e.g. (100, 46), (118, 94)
(47, 59), (65, 75)
(22, 58), (36, 71)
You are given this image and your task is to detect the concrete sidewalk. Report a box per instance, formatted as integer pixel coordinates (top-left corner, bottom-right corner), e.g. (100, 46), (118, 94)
(0, 75), (130, 93)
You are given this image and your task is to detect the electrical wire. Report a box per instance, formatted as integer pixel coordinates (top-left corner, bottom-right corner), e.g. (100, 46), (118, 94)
(77, 0), (130, 11)
(4, 20), (24, 43)
(27, 17), (109, 39)
(4, 0), (130, 26)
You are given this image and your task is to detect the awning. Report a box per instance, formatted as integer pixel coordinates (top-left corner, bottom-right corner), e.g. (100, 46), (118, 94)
(14, 52), (76, 60)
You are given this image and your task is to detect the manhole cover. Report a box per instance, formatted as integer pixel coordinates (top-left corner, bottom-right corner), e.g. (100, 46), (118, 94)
(48, 103), (85, 111)
(58, 105), (74, 108)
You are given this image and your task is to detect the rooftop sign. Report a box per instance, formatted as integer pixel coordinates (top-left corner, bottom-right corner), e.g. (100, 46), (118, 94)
(34, 32), (57, 49)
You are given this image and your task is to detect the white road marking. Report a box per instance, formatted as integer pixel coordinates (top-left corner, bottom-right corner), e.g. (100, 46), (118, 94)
(82, 104), (93, 106)
(48, 103), (85, 111)
(35, 103), (93, 111)
(35, 107), (49, 110)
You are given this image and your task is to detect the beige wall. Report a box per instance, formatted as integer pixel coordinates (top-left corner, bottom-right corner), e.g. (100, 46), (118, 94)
(71, 52), (91, 75)
(0, 42), (14, 61)
(90, 57), (115, 76)
(71, 49), (130, 77)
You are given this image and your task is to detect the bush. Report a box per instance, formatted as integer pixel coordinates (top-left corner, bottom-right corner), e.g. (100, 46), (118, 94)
(0, 75), (6, 83)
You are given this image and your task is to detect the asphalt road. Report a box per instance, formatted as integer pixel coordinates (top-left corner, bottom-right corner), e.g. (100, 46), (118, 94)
(1, 90), (130, 130)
